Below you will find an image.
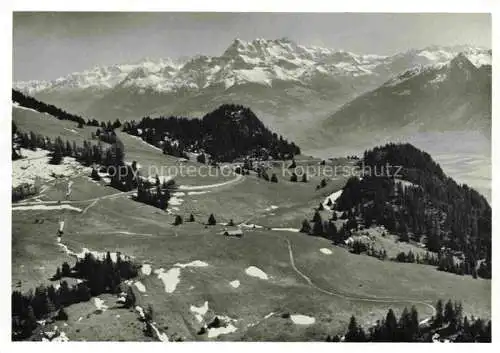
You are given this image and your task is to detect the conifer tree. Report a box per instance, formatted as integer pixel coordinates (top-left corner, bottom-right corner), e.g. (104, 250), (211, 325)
(312, 210), (322, 223)
(50, 144), (63, 165)
(208, 214), (216, 225)
(124, 286), (136, 308)
(312, 217), (324, 236)
(174, 215), (183, 226)
(300, 219), (311, 234)
(444, 299), (455, 324)
(434, 299), (444, 327)
(345, 316), (366, 342)
(61, 262), (71, 277)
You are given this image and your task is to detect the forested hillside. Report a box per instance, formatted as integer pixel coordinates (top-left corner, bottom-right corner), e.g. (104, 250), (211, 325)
(122, 104), (301, 162)
(335, 143), (491, 278)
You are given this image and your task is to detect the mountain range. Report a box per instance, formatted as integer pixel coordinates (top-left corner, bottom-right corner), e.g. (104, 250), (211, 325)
(325, 52), (492, 139)
(14, 38), (491, 149)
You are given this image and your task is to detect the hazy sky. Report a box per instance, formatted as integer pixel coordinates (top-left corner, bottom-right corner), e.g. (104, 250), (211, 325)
(13, 12), (491, 81)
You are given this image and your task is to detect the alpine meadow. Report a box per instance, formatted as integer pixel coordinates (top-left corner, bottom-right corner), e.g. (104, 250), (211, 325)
(10, 12), (491, 343)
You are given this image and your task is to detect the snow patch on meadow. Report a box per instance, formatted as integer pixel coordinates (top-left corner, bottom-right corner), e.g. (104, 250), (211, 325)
(190, 301), (209, 323)
(94, 298), (108, 312)
(12, 204), (82, 212)
(12, 148), (90, 187)
(154, 267), (181, 293)
(320, 248), (333, 255)
(135, 306), (145, 319)
(205, 315), (239, 339)
(42, 330), (69, 342)
(174, 260), (209, 268)
(290, 314), (315, 325)
(141, 264), (152, 275)
(245, 266), (268, 280)
(57, 242), (131, 263)
(150, 323), (169, 342)
(13, 102), (40, 114)
(64, 128), (78, 134)
(134, 281), (146, 293)
(229, 280), (240, 288)
(239, 223), (264, 229)
(271, 227), (299, 232)
(207, 323), (238, 338)
(187, 190), (210, 195)
(168, 196), (184, 206)
(322, 189), (343, 208)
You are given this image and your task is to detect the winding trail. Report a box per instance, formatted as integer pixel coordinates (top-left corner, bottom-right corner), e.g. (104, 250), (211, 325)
(15, 189), (137, 207)
(178, 172), (244, 191)
(15, 172), (244, 209)
(285, 238), (436, 323)
(81, 199), (99, 214)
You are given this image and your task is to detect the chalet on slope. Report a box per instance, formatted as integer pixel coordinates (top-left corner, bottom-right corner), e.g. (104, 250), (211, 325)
(223, 228), (244, 238)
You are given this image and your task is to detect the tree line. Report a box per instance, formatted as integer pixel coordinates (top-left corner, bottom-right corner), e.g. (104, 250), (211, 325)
(331, 299), (491, 342)
(13, 89), (124, 130)
(13, 89), (87, 126)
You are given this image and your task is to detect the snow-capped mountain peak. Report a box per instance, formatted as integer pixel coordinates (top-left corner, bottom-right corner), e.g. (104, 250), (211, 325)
(383, 48), (491, 88)
(13, 39), (491, 96)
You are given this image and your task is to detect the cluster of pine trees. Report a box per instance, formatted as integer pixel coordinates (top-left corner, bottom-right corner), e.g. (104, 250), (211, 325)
(70, 252), (138, 295)
(300, 204), (386, 260)
(89, 119), (122, 130)
(122, 104), (300, 162)
(332, 299), (491, 342)
(135, 176), (175, 210)
(334, 143), (491, 279)
(316, 178), (328, 190)
(349, 240), (387, 260)
(257, 168), (278, 183)
(14, 129), (123, 168)
(393, 249), (490, 278)
(14, 127), (181, 210)
(12, 251), (138, 340)
(12, 183), (40, 202)
(95, 127), (120, 144)
(289, 172), (308, 183)
(393, 250), (438, 265)
(300, 207), (355, 245)
(14, 127), (143, 194)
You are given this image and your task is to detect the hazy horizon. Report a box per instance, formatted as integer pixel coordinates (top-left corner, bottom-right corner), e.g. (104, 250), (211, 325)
(13, 12), (491, 81)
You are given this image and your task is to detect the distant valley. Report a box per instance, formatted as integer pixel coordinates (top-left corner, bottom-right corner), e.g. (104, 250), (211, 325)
(11, 36), (492, 343)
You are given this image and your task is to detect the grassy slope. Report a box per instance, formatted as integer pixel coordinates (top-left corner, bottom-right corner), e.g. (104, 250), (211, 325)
(13, 106), (96, 145)
(12, 112), (490, 341)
